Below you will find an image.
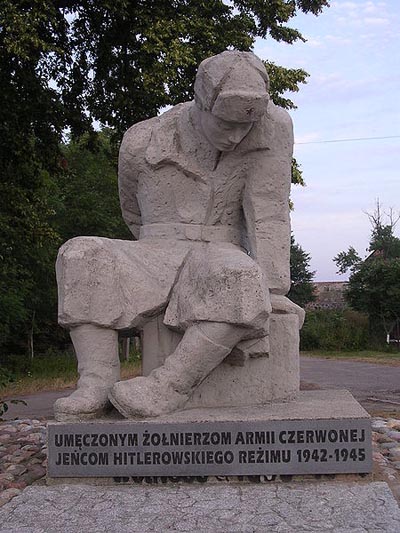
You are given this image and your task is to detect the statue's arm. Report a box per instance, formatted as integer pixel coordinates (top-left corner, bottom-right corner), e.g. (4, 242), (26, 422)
(118, 122), (152, 239)
(243, 106), (293, 295)
(243, 107), (304, 325)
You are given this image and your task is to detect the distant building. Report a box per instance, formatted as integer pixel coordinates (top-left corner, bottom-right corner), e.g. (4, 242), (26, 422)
(306, 281), (348, 311)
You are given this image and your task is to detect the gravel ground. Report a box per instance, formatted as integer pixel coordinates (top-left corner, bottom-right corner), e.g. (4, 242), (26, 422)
(0, 419), (47, 506)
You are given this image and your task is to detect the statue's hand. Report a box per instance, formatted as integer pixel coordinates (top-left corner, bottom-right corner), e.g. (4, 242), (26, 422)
(270, 294), (305, 328)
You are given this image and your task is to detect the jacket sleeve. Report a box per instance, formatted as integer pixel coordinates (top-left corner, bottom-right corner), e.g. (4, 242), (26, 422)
(118, 121), (152, 239)
(242, 105), (293, 295)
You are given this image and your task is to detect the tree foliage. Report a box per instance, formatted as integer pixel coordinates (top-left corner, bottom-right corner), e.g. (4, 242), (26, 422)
(346, 258), (400, 339)
(300, 309), (369, 351)
(1, 0), (329, 135)
(333, 246), (362, 276)
(266, 61), (308, 111)
(288, 235), (316, 308)
(0, 0), (329, 355)
(56, 130), (131, 241)
(1, 130), (130, 356)
(334, 203), (400, 340)
(367, 203), (400, 258)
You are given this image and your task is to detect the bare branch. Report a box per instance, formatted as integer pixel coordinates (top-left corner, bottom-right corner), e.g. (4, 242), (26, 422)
(364, 199), (399, 231)
(387, 206), (400, 229)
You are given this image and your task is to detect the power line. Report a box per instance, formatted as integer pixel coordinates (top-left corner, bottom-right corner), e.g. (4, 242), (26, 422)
(295, 134), (400, 145)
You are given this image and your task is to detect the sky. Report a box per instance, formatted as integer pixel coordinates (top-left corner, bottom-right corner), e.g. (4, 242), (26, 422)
(254, 0), (400, 281)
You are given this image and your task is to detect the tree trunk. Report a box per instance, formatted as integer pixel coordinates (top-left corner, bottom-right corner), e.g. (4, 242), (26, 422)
(122, 337), (130, 361)
(29, 310), (35, 359)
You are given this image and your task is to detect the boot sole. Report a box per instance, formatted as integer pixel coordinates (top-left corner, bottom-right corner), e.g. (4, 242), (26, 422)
(107, 390), (141, 419)
(53, 409), (109, 423)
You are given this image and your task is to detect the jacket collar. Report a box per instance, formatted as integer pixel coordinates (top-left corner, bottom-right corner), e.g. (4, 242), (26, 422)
(145, 101), (273, 174)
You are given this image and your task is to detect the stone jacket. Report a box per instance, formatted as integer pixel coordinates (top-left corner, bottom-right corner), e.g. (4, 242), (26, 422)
(119, 100), (293, 295)
(57, 100), (293, 336)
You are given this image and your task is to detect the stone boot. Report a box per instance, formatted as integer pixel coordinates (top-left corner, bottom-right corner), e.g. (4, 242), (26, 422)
(109, 322), (245, 418)
(54, 325), (120, 422)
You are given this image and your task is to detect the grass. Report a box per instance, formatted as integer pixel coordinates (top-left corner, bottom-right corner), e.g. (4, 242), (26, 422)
(2, 348), (400, 398)
(0, 353), (141, 398)
(301, 349), (400, 366)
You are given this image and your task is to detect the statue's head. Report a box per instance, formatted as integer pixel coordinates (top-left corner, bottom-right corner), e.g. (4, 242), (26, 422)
(194, 51), (270, 151)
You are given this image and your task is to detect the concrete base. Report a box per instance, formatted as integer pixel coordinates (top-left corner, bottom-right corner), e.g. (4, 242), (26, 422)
(48, 389), (370, 427)
(154, 389), (369, 423)
(47, 390), (372, 480)
(3, 482), (400, 533)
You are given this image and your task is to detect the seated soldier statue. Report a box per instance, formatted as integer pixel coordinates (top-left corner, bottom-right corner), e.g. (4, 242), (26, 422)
(54, 50), (304, 422)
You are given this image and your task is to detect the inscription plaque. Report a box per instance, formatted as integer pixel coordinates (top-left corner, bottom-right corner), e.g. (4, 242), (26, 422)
(48, 418), (372, 477)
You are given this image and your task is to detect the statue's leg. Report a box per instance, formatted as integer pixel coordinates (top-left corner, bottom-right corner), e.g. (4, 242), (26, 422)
(54, 325), (120, 421)
(109, 321), (246, 418)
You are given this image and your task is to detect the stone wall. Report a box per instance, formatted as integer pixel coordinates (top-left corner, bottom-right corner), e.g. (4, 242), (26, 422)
(306, 282), (347, 311)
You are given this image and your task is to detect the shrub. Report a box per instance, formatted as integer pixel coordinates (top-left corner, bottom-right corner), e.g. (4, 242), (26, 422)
(1, 350), (78, 381)
(300, 309), (370, 351)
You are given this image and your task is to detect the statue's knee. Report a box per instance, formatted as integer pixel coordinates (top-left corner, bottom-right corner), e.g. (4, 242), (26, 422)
(58, 236), (105, 263)
(226, 260), (265, 287)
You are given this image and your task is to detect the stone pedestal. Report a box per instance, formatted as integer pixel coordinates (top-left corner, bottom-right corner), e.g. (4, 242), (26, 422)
(47, 390), (372, 481)
(142, 314), (300, 408)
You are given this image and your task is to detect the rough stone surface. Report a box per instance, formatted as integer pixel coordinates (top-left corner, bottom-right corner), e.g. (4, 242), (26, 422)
(54, 50), (304, 421)
(130, 390), (370, 423)
(371, 417), (400, 502)
(0, 419), (47, 508)
(46, 390), (373, 479)
(2, 416), (400, 521)
(0, 482), (399, 532)
(186, 314), (299, 409)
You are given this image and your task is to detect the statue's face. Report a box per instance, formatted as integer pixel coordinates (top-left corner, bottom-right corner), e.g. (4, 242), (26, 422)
(199, 110), (253, 152)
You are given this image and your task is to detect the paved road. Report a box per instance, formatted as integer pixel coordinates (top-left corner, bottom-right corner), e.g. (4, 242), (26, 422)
(2, 389), (74, 420)
(301, 356), (400, 414)
(301, 357), (400, 392)
(3, 357), (400, 419)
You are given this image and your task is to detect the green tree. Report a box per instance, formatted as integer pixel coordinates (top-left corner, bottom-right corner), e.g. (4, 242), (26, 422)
(1, 0), (329, 136)
(288, 235), (316, 307)
(334, 203), (400, 341)
(55, 1), (328, 135)
(1, 0), (329, 355)
(334, 246), (362, 275)
(0, 0), (67, 355)
(367, 203), (400, 258)
(56, 130), (131, 241)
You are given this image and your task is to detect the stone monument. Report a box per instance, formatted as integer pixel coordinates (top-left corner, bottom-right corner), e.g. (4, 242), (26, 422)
(54, 50), (303, 422)
(49, 51), (372, 480)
